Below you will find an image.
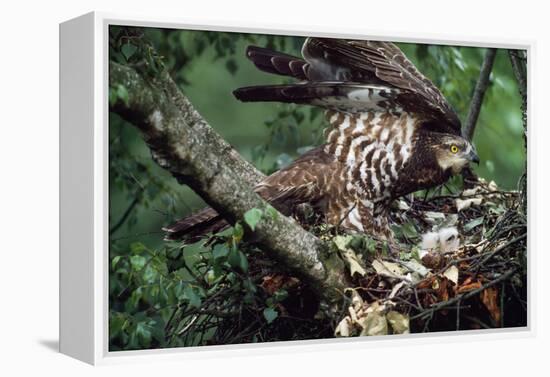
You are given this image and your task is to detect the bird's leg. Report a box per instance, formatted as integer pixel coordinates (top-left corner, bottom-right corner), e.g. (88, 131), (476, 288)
(370, 204), (400, 258)
(357, 202), (394, 255)
(357, 201), (374, 235)
(385, 235), (401, 258)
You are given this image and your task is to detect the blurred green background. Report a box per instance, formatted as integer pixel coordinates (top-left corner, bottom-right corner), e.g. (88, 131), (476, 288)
(109, 28), (525, 349)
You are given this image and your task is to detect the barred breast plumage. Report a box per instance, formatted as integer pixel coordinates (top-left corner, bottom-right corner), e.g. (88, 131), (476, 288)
(315, 109), (418, 238)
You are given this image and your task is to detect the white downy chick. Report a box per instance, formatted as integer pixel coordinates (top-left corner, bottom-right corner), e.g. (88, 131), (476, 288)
(419, 227), (460, 258)
(438, 227), (460, 253)
(419, 231), (440, 258)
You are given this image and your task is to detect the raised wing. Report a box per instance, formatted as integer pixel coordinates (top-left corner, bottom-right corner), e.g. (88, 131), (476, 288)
(234, 38), (462, 136)
(302, 38), (461, 134)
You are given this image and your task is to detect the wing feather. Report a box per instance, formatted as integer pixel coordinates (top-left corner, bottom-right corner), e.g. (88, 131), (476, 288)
(302, 38), (461, 133)
(234, 82), (402, 113)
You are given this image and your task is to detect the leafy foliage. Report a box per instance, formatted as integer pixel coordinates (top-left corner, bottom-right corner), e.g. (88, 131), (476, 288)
(110, 219), (330, 350)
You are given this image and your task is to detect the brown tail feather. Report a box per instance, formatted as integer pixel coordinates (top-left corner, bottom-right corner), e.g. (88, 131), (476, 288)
(163, 207), (229, 242)
(245, 45), (309, 80)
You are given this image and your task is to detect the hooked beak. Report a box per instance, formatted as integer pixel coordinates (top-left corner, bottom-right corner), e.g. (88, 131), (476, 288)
(468, 149), (480, 165)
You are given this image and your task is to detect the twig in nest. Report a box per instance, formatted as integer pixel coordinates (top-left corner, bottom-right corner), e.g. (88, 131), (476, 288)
(410, 268), (517, 320)
(471, 233), (526, 275)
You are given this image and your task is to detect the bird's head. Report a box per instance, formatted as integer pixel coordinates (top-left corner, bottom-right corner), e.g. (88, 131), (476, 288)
(432, 134), (480, 174)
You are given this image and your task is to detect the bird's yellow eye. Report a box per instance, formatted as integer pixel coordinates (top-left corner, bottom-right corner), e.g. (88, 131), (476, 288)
(450, 145), (459, 154)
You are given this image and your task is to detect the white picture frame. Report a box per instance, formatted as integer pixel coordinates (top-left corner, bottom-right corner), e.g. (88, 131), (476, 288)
(59, 11), (534, 365)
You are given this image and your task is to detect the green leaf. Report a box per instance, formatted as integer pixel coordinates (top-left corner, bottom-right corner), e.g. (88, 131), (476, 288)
(410, 246), (421, 261)
(109, 87), (117, 107)
(400, 221), (419, 240)
(263, 307), (278, 324)
(464, 216), (484, 232)
(127, 287), (143, 310)
(265, 204), (279, 221)
(129, 255), (146, 271)
(348, 236), (362, 251)
(232, 222), (244, 243)
(111, 255), (122, 270)
(183, 285), (202, 308)
(228, 248), (248, 273)
(273, 289), (288, 302)
(109, 312), (126, 339)
(364, 237), (377, 254)
(142, 264), (158, 284)
(205, 269), (217, 285)
(121, 42), (138, 60)
(244, 208), (263, 231)
(135, 321), (152, 347)
(212, 243), (229, 260)
(130, 242), (146, 255)
(116, 84), (130, 107)
(242, 278), (257, 294)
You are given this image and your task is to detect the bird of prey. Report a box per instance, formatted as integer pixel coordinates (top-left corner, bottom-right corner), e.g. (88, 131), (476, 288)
(164, 37), (480, 243)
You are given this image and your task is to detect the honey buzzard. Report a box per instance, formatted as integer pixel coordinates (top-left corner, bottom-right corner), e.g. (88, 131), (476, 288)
(164, 38), (480, 242)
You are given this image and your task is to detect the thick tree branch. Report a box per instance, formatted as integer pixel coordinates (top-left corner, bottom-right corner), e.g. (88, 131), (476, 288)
(508, 49), (527, 214)
(462, 48), (497, 141)
(509, 50), (527, 99)
(109, 61), (349, 304)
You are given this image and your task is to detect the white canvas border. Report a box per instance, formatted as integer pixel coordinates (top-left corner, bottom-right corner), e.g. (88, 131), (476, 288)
(60, 11), (535, 365)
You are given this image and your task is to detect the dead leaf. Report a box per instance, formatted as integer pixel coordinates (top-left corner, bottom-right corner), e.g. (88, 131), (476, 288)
(372, 259), (408, 280)
(389, 281), (406, 299)
(359, 312), (388, 336)
(443, 265), (459, 285)
(261, 274), (299, 295)
(417, 275), (437, 290)
(397, 200), (410, 210)
(443, 214), (459, 227)
(480, 287), (501, 325)
(386, 311), (410, 334)
(462, 276), (473, 286)
(348, 306), (359, 323)
(343, 249), (367, 277)
(348, 289), (364, 312)
(334, 235), (367, 277)
(335, 316), (352, 337)
(333, 235), (353, 251)
(457, 281), (482, 293)
(456, 198), (483, 212)
(402, 259), (431, 278)
(434, 277), (451, 302)
(424, 211), (446, 224)
(462, 187), (482, 197)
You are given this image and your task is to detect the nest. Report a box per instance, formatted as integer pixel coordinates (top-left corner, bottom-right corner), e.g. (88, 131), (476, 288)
(166, 178), (527, 346)
(327, 178), (527, 336)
